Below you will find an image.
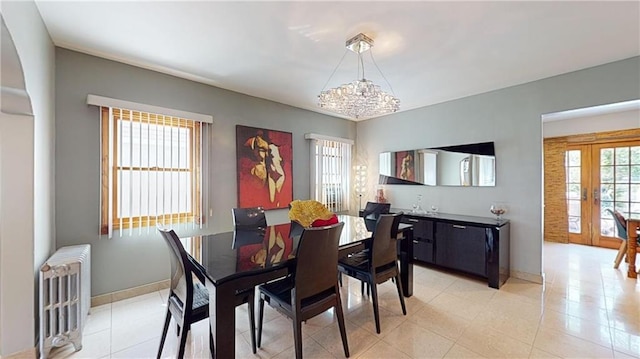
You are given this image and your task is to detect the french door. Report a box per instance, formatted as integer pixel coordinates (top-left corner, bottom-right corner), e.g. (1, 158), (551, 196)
(566, 141), (640, 248)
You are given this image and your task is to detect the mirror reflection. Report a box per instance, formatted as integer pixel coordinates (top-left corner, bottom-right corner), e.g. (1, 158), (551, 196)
(379, 142), (496, 187)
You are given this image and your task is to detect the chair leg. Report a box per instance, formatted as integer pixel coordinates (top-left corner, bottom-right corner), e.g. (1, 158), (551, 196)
(293, 318), (303, 359)
(257, 296), (265, 348)
(157, 309), (171, 359)
(177, 319), (189, 359)
(370, 280), (381, 334)
(334, 287), (350, 358)
(360, 280), (370, 296)
(247, 292), (257, 354)
(614, 240), (628, 269)
(395, 272), (407, 315)
(209, 330), (215, 358)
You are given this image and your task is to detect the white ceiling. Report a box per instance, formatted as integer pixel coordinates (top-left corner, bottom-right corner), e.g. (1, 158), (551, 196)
(35, 1), (640, 121)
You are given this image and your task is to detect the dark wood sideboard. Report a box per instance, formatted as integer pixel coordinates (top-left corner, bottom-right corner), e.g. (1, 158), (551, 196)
(395, 209), (510, 289)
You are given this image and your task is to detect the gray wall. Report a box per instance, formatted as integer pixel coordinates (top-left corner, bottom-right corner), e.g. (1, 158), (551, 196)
(356, 57), (640, 282)
(55, 48), (355, 296)
(1, 0), (55, 355)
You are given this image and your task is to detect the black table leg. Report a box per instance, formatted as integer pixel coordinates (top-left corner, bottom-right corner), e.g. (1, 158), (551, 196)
(205, 281), (236, 358)
(399, 227), (413, 297)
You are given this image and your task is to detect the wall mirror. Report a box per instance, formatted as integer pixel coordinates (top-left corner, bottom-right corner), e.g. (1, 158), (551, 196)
(379, 142), (496, 186)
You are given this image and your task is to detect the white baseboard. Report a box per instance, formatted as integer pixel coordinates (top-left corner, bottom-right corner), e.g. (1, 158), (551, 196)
(91, 279), (170, 307)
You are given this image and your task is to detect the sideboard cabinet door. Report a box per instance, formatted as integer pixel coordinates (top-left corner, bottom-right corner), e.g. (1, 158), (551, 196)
(435, 223), (486, 277)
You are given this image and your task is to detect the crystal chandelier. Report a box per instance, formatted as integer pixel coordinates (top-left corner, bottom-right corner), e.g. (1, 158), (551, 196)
(318, 33), (400, 120)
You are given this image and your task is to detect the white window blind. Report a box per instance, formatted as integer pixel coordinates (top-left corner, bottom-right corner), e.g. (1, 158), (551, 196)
(98, 106), (211, 237)
(306, 134), (353, 213)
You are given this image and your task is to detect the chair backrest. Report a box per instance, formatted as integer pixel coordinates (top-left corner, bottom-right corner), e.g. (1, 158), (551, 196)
(232, 207), (267, 228)
(371, 213), (403, 268)
(606, 208), (628, 240)
(158, 228), (194, 308)
(289, 220), (305, 239)
(362, 202), (391, 221)
(293, 222), (344, 300)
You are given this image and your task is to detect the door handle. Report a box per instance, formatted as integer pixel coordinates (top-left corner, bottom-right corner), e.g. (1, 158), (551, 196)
(582, 188), (588, 201)
(593, 187), (599, 204)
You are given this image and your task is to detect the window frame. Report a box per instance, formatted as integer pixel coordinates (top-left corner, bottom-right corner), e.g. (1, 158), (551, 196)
(100, 107), (202, 234)
(308, 135), (353, 213)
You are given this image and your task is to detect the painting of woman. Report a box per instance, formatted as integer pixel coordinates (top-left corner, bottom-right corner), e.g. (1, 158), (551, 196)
(236, 125), (293, 209)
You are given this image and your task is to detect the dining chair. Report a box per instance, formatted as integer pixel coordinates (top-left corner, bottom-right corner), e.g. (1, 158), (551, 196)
(157, 228), (257, 358)
(346, 201), (391, 293)
(606, 209), (640, 269)
(232, 206), (267, 228)
(338, 212), (406, 334)
(361, 202), (391, 231)
(256, 222), (349, 359)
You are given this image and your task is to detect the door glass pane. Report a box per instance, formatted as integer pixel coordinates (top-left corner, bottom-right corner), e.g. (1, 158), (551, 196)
(567, 183), (581, 200)
(600, 145), (639, 236)
(601, 166), (614, 182)
(601, 218), (614, 237)
(568, 200), (581, 216)
(568, 151), (581, 166)
(631, 146), (640, 164)
(615, 166), (629, 183)
(567, 168), (580, 183)
(631, 184), (640, 202)
(566, 150), (581, 234)
(600, 148), (614, 165)
(616, 147), (630, 165)
(632, 165), (640, 183)
(615, 185), (629, 201)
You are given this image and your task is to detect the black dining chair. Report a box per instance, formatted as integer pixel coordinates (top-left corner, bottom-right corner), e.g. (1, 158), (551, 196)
(157, 228), (257, 358)
(345, 201), (391, 293)
(232, 206), (267, 229)
(256, 222), (349, 359)
(362, 202), (391, 231)
(338, 212), (406, 334)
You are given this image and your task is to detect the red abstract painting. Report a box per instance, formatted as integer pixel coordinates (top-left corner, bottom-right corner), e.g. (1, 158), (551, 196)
(236, 125), (293, 209)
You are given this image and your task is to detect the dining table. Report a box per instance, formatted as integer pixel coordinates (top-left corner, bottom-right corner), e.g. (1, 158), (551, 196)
(182, 214), (413, 358)
(627, 218), (639, 279)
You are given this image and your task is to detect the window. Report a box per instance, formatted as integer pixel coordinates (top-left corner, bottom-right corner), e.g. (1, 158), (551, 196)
(100, 107), (210, 236)
(307, 134), (353, 213)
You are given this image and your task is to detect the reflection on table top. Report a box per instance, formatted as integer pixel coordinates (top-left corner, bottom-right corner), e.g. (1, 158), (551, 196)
(182, 215), (375, 286)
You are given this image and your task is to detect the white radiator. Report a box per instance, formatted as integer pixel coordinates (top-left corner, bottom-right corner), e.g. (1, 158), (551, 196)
(39, 244), (91, 359)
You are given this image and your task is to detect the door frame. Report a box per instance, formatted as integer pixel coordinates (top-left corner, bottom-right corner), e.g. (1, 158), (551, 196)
(544, 128), (640, 247)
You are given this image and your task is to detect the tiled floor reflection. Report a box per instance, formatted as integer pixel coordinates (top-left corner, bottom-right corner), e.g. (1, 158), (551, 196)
(50, 242), (639, 358)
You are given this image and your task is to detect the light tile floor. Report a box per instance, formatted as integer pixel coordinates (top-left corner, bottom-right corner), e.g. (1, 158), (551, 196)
(50, 242), (640, 358)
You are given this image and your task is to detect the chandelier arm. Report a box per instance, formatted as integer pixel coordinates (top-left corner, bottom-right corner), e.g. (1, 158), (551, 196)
(369, 51), (396, 96)
(319, 49), (349, 92)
